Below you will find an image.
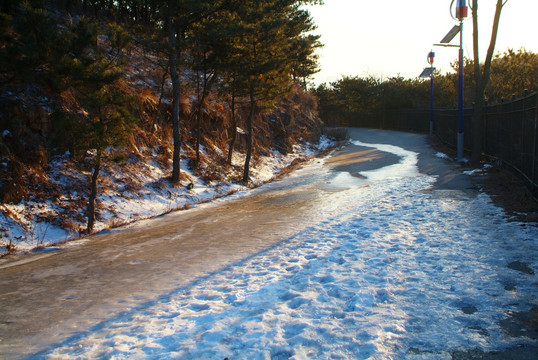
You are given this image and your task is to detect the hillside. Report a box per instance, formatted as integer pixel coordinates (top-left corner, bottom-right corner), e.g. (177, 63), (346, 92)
(0, 3), (329, 254)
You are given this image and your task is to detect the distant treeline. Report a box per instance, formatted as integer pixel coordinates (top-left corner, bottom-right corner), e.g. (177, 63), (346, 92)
(315, 48), (538, 126)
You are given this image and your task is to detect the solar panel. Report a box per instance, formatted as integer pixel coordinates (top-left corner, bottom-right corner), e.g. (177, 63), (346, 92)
(440, 25), (461, 43)
(419, 67), (435, 78)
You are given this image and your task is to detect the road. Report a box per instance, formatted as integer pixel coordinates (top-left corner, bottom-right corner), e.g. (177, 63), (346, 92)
(1, 129), (535, 359)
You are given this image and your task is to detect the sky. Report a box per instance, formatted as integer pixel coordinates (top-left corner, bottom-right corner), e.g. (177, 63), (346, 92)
(305, 0), (538, 85)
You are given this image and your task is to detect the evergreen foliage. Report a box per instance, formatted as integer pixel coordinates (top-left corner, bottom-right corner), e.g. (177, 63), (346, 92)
(488, 48), (538, 102)
(217, 0), (320, 182)
(315, 48), (537, 128)
(0, 0), (323, 231)
(58, 20), (137, 233)
(0, 2), (63, 84)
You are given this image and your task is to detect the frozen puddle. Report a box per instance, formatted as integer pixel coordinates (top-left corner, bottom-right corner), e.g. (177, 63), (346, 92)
(39, 142), (537, 359)
(352, 140), (420, 181)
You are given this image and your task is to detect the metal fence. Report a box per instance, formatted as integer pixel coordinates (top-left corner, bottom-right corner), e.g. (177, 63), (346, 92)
(345, 92), (538, 197)
(483, 93), (537, 196)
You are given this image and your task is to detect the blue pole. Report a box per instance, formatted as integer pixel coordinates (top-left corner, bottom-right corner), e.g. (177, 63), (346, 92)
(457, 19), (464, 160)
(430, 70), (434, 136)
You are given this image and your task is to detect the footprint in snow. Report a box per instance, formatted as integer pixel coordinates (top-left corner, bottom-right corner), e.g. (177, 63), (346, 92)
(507, 261), (534, 275)
(188, 303), (210, 312)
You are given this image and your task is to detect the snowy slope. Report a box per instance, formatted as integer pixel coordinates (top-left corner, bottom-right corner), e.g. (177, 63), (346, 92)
(0, 138), (333, 255)
(38, 140), (538, 359)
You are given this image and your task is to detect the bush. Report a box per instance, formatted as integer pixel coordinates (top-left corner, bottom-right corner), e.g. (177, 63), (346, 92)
(111, 152), (128, 164)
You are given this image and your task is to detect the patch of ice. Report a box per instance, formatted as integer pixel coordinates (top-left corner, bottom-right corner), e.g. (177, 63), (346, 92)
(463, 168), (486, 176)
(352, 140), (420, 180)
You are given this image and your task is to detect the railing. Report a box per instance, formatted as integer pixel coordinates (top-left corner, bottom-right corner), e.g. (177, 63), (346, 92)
(482, 93), (538, 196)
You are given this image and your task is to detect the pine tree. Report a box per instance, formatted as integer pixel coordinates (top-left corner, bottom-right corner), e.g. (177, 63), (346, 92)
(222, 0), (320, 183)
(487, 48), (538, 102)
(61, 20), (137, 233)
(162, 0), (229, 182)
(187, 19), (221, 167)
(0, 2), (64, 85)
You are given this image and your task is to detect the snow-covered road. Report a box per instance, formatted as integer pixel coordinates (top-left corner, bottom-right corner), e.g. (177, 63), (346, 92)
(4, 129), (538, 359)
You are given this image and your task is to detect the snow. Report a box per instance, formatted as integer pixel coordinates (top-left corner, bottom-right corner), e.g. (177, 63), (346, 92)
(463, 163), (495, 176)
(352, 140), (420, 180)
(0, 138), (334, 254)
(435, 152), (451, 160)
(39, 140), (538, 359)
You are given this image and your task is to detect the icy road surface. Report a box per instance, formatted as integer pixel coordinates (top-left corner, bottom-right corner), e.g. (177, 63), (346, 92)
(2, 129), (537, 359)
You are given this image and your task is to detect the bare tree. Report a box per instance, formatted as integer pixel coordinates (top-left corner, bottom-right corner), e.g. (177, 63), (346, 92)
(470, 0), (508, 165)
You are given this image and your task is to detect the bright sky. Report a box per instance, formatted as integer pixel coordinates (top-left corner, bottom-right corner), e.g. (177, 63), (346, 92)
(306, 0), (538, 85)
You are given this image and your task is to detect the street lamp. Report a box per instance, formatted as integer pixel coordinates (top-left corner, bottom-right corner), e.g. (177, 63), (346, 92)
(428, 51), (435, 137)
(419, 52), (435, 137)
(434, 0), (468, 161)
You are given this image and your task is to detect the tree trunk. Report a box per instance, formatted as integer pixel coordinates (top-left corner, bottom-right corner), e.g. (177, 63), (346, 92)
(471, 0), (482, 166)
(242, 82), (256, 184)
(195, 70), (201, 166)
(471, 0), (506, 166)
(195, 71), (215, 166)
(169, 14), (181, 183)
(154, 68), (168, 132)
(195, 104), (203, 166)
(86, 148), (102, 234)
(226, 88), (237, 166)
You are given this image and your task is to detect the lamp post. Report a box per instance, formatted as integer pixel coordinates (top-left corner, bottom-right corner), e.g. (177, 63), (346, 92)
(455, 0), (467, 161)
(428, 51), (435, 137)
(434, 0), (468, 161)
(419, 54), (435, 136)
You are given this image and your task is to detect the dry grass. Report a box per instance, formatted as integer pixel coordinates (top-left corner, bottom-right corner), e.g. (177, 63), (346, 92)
(0, 35), (325, 248)
(273, 157), (309, 180)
